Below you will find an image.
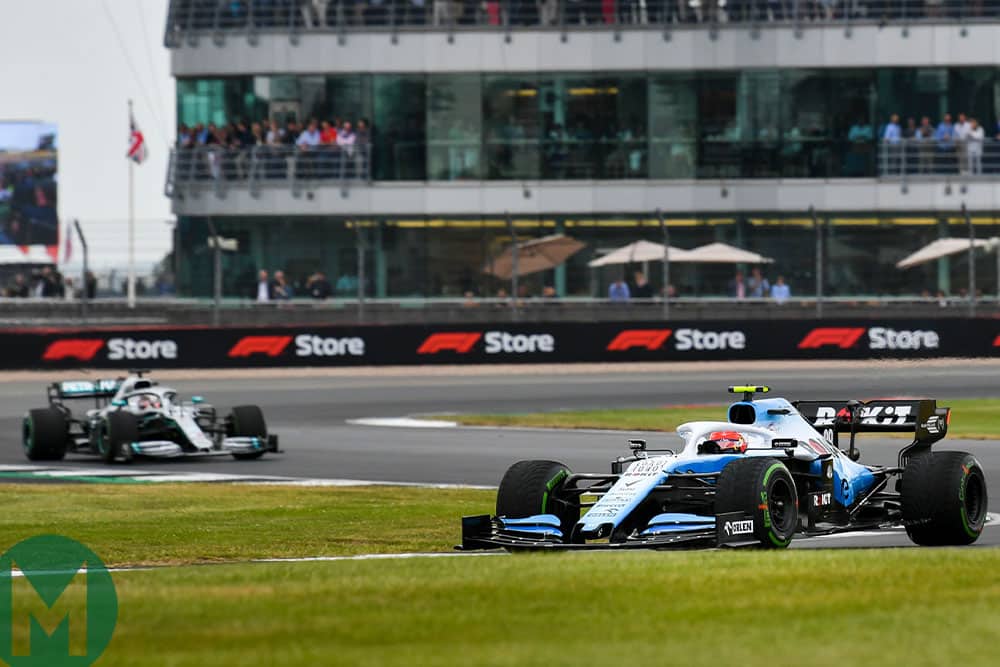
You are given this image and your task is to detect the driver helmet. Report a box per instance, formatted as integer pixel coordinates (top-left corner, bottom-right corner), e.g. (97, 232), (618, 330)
(707, 431), (748, 454)
(137, 396), (160, 410)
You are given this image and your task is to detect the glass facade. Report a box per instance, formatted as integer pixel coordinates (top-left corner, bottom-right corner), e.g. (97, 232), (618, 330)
(177, 67), (1000, 181)
(176, 214), (1000, 300)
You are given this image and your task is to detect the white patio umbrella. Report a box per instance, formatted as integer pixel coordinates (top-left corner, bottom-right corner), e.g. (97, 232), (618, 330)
(587, 240), (691, 267)
(675, 242), (774, 264)
(895, 237), (995, 269)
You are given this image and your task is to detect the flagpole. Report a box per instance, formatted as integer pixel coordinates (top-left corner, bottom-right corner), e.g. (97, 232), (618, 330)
(127, 99), (136, 309)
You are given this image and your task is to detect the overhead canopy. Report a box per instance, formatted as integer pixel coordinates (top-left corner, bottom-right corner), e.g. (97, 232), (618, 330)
(675, 242), (774, 264)
(587, 240), (691, 268)
(896, 238), (995, 269)
(483, 234), (585, 280)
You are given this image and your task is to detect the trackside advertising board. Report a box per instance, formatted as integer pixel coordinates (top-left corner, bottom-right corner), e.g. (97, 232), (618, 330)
(1, 320), (998, 369)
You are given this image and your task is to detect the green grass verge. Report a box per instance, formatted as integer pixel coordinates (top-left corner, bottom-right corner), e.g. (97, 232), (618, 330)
(79, 549), (1000, 666)
(0, 484), (494, 566)
(436, 397), (1000, 439)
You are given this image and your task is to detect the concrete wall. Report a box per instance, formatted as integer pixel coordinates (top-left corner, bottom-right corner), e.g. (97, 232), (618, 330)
(171, 179), (1000, 217)
(173, 24), (1000, 76)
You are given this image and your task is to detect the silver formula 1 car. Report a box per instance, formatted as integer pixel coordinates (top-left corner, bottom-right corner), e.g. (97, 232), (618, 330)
(22, 371), (280, 462)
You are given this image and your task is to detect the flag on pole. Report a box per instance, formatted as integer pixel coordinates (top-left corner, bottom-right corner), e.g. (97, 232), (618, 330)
(63, 222), (73, 263)
(128, 110), (147, 164)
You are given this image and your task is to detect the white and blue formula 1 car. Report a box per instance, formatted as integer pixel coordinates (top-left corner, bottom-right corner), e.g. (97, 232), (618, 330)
(22, 371), (280, 463)
(460, 386), (988, 550)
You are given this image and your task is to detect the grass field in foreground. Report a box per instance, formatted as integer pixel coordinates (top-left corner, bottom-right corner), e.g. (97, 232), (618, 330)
(437, 397), (1000, 439)
(0, 484), (494, 566)
(90, 549), (1000, 666)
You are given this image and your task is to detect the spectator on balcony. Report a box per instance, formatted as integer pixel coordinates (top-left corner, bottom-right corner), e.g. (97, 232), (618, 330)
(266, 119), (284, 145)
(967, 118), (985, 175)
(771, 276), (790, 304)
(272, 270), (294, 300)
(608, 277), (630, 302)
(296, 119), (322, 178)
(254, 270), (272, 302)
(6, 273), (28, 298)
(283, 120), (301, 146)
(729, 270), (746, 300)
(337, 121), (357, 178)
(177, 124), (194, 148)
(84, 271), (98, 300)
(934, 113), (955, 173)
(538, 0), (557, 24)
(433, 0), (454, 24)
(306, 271), (333, 299)
(954, 112), (971, 174)
(747, 267), (770, 298)
(881, 114), (902, 175)
(632, 271), (653, 299)
(916, 116), (935, 174)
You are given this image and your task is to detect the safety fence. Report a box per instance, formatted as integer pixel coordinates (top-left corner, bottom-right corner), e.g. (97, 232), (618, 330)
(166, 144), (371, 198)
(5, 317), (998, 369)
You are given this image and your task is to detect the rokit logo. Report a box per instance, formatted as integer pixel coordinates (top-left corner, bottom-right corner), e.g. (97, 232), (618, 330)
(813, 404), (914, 427)
(606, 328), (745, 352)
(228, 334), (365, 358)
(799, 327), (939, 350)
(417, 331), (555, 355)
(43, 337), (177, 361)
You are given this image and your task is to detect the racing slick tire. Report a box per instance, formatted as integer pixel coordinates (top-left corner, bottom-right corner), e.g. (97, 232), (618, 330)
(902, 451), (988, 546)
(23, 408), (68, 461)
(95, 411), (139, 463)
(496, 460), (579, 540)
(715, 458), (798, 549)
(228, 405), (268, 460)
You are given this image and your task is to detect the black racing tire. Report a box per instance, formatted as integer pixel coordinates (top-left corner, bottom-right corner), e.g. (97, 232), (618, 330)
(902, 451), (988, 546)
(715, 457), (798, 548)
(96, 411), (139, 463)
(229, 405), (268, 460)
(23, 408), (68, 461)
(496, 460), (579, 539)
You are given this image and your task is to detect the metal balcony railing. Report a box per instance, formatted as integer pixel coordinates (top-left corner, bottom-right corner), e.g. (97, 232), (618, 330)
(165, 1), (1000, 46)
(877, 137), (1000, 182)
(166, 144), (372, 198)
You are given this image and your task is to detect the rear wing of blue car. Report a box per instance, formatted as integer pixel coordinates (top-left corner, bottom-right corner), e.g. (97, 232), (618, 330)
(50, 379), (122, 400)
(793, 399), (949, 442)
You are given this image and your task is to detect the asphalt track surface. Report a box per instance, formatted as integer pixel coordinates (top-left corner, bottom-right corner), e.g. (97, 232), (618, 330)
(0, 360), (997, 548)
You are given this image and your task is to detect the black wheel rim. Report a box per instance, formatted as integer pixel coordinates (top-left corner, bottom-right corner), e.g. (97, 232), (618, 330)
(768, 477), (796, 535)
(965, 471), (986, 528)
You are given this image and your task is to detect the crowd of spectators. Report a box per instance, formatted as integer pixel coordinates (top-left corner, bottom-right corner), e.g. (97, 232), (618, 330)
(252, 268), (355, 300)
(879, 112), (1000, 176)
(176, 117), (371, 181)
(0, 268), (98, 300)
(174, 0), (1000, 31)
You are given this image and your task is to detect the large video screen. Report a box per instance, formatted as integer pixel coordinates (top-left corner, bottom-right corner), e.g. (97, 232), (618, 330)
(0, 122), (58, 246)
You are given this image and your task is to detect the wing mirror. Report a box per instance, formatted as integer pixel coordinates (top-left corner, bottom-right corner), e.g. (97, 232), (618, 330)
(191, 396), (204, 404)
(111, 399), (127, 407)
(628, 439), (647, 453)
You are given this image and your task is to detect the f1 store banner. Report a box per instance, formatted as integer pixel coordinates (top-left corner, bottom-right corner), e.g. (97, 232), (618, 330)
(0, 320), (998, 369)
